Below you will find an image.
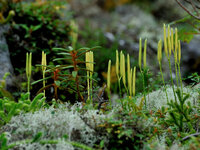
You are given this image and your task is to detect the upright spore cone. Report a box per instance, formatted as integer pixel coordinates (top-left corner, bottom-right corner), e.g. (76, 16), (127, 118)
(139, 38), (142, 70)
(157, 39), (162, 64)
(143, 39), (147, 68)
(163, 24), (168, 57)
(107, 60), (111, 91)
(167, 25), (171, 56)
(116, 50), (119, 78)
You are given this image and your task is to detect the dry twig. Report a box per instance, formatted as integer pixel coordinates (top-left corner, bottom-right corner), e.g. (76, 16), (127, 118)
(175, 0), (200, 20)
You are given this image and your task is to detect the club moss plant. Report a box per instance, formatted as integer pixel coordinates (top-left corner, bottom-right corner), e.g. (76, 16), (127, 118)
(1, 21), (200, 149)
(26, 52), (32, 100)
(0, 93), (45, 125)
(163, 24), (177, 102)
(86, 51), (94, 103)
(107, 60), (111, 102)
(138, 38), (148, 108)
(41, 51), (47, 97)
(115, 50), (137, 99)
(157, 39), (169, 102)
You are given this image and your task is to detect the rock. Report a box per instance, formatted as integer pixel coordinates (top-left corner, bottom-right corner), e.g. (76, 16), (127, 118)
(0, 24), (13, 88)
(181, 37), (200, 75)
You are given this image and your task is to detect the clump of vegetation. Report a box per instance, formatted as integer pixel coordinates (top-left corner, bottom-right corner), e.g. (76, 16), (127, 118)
(5, 0), (71, 74)
(0, 0), (200, 149)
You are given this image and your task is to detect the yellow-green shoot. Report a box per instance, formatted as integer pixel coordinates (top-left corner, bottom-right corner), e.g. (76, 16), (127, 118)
(127, 54), (131, 96)
(107, 60), (111, 101)
(26, 52), (32, 100)
(132, 67), (136, 97)
(116, 50), (122, 97)
(138, 38), (148, 108)
(41, 51), (47, 97)
(85, 51), (94, 102)
(138, 38), (142, 70)
(163, 24), (177, 101)
(157, 39), (169, 102)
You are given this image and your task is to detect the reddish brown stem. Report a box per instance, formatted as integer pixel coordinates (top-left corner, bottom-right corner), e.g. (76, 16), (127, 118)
(71, 50), (84, 102)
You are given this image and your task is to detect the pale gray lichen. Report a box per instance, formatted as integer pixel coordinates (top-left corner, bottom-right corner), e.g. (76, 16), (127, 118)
(137, 85), (199, 110)
(1, 103), (115, 150)
(14, 141), (74, 150)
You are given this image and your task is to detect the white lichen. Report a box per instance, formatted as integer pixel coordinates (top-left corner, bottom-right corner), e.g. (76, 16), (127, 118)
(137, 85), (199, 110)
(1, 102), (114, 149)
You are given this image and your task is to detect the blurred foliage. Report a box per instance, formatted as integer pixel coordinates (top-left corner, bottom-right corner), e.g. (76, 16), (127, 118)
(0, 92), (45, 126)
(171, 15), (200, 43)
(5, 0), (71, 75)
(0, 73), (14, 101)
(97, 0), (157, 11)
(78, 21), (119, 86)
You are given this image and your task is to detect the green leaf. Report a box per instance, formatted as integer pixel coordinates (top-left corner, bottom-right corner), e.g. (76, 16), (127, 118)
(7, 105), (17, 123)
(30, 93), (44, 110)
(31, 76), (51, 85)
(53, 58), (67, 61)
(100, 140), (104, 148)
(60, 65), (74, 70)
(0, 111), (6, 122)
(72, 71), (77, 78)
(52, 47), (72, 52)
(178, 23), (197, 43)
(55, 81), (61, 86)
(31, 24), (42, 32)
(170, 15), (200, 43)
(57, 52), (71, 55)
(38, 97), (46, 109)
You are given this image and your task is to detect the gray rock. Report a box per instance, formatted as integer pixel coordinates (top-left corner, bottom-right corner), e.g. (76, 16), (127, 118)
(181, 37), (200, 75)
(0, 24), (13, 87)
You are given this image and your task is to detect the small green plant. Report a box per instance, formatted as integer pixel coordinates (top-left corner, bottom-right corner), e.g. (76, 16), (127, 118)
(53, 46), (99, 102)
(138, 38), (148, 108)
(167, 89), (194, 132)
(6, 0), (71, 75)
(0, 93), (45, 125)
(163, 24), (177, 101)
(184, 72), (200, 87)
(85, 51), (94, 103)
(115, 50), (137, 98)
(33, 46), (99, 102)
(97, 107), (154, 149)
